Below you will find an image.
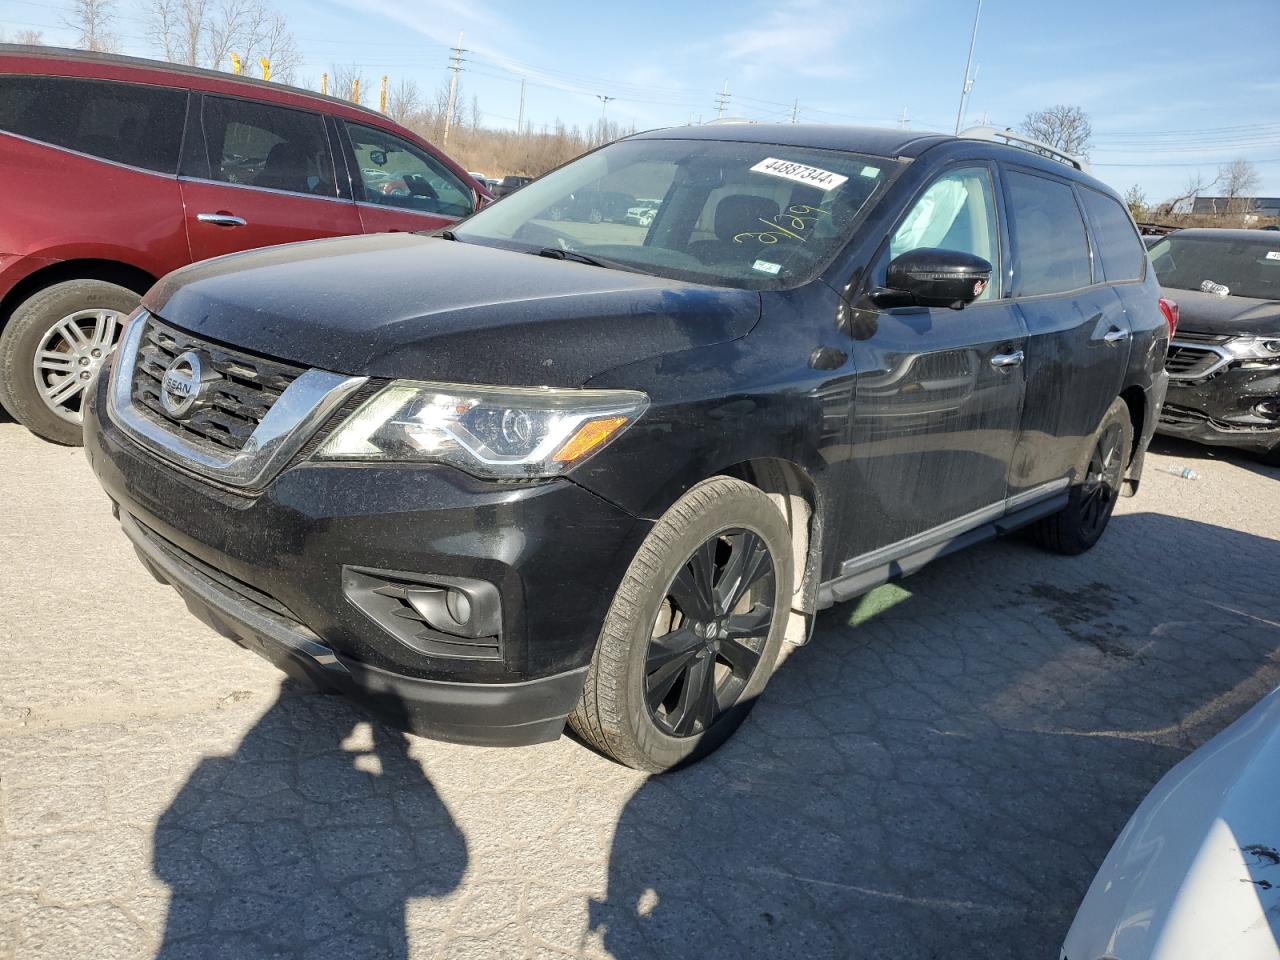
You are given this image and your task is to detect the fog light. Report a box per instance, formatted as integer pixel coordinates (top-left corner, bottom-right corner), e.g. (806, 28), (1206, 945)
(343, 567), (504, 660)
(445, 588), (472, 626)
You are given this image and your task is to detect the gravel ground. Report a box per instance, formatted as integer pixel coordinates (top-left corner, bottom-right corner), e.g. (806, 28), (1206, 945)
(1, 413), (1278, 960)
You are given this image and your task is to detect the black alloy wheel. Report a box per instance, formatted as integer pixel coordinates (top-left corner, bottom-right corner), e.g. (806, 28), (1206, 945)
(644, 528), (776, 738)
(1080, 421), (1125, 540)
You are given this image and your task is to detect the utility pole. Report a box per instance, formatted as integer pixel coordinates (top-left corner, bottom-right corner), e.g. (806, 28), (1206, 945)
(954, 0), (981, 134)
(899, 107), (909, 128)
(714, 80), (730, 118)
(320, 72), (328, 96)
(379, 75), (388, 114)
(444, 31), (465, 143)
(597, 94), (615, 119)
(516, 79), (526, 134)
(790, 99), (799, 124)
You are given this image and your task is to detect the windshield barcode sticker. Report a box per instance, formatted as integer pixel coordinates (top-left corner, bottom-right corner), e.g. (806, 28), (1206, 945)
(752, 259), (782, 275)
(751, 158), (848, 191)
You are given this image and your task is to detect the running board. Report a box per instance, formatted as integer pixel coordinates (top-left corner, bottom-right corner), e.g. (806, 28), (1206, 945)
(815, 491), (1069, 610)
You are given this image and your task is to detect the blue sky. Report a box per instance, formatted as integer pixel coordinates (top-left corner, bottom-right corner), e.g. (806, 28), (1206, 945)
(4, 0), (1278, 201)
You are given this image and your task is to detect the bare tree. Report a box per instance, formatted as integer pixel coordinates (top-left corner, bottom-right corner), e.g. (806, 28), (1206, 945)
(1220, 158), (1261, 215)
(255, 13), (300, 83)
(387, 78), (422, 125)
(8, 28), (46, 44)
(145, 0), (298, 77)
(1019, 104), (1093, 158)
(330, 63), (366, 104)
(1155, 171), (1220, 217)
(65, 0), (118, 52)
(1123, 184), (1147, 222)
(147, 0), (209, 66)
(470, 94), (482, 129)
(203, 0), (262, 70)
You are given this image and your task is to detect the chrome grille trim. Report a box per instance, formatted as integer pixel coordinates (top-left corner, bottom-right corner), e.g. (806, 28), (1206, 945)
(1166, 339), (1231, 381)
(107, 312), (368, 490)
(133, 316), (305, 451)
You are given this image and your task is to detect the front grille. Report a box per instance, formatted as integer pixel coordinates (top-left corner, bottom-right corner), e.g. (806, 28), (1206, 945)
(1165, 343), (1222, 378)
(132, 317), (307, 451)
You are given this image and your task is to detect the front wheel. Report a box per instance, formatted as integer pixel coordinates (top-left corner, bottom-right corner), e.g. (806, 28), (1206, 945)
(1030, 397), (1134, 555)
(570, 477), (794, 772)
(0, 279), (139, 445)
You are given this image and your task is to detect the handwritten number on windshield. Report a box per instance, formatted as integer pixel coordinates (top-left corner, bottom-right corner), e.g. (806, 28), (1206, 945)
(733, 205), (828, 245)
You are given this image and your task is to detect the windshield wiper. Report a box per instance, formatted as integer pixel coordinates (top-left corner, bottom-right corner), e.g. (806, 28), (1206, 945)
(533, 247), (630, 272)
(435, 229), (459, 241)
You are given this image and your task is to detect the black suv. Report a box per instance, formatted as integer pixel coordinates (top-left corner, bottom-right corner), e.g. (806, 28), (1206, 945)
(85, 125), (1170, 771)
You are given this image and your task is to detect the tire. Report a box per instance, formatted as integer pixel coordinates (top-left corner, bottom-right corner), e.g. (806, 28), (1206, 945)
(570, 476), (794, 772)
(0, 279), (139, 445)
(1030, 397), (1134, 555)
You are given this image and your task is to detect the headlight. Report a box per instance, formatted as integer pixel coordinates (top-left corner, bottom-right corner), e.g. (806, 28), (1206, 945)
(315, 380), (649, 478)
(1225, 336), (1280, 360)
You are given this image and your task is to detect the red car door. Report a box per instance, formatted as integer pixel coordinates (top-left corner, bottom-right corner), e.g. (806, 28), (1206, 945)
(183, 94), (361, 261)
(341, 119), (478, 234)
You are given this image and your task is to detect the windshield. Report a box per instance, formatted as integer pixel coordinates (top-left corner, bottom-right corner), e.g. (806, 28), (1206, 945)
(1149, 234), (1280, 301)
(453, 138), (899, 288)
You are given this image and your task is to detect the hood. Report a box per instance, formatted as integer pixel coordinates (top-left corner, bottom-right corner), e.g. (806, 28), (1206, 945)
(144, 233), (760, 387)
(1163, 287), (1280, 337)
(1061, 685), (1280, 960)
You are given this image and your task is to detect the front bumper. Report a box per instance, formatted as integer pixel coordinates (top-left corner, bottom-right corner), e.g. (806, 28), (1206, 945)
(1157, 365), (1280, 453)
(85, 371), (650, 746)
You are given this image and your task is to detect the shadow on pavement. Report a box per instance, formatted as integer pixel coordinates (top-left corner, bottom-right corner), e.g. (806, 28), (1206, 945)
(589, 512), (1280, 959)
(153, 683), (467, 960)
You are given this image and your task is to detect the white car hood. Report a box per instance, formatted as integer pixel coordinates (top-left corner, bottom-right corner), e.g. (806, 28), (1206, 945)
(1062, 686), (1280, 960)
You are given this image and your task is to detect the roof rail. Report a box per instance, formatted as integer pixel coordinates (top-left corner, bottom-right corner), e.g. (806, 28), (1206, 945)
(958, 126), (1090, 174)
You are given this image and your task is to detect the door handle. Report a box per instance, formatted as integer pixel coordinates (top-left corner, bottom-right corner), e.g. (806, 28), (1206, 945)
(990, 350), (1025, 368)
(196, 213), (247, 227)
(1102, 328), (1130, 345)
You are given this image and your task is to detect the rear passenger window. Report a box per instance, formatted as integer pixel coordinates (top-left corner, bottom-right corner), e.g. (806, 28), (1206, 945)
(0, 75), (186, 173)
(200, 97), (337, 198)
(1006, 170), (1092, 296)
(1079, 187), (1145, 282)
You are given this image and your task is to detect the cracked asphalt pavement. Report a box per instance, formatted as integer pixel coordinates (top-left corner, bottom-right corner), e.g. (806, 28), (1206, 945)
(2, 414), (1278, 960)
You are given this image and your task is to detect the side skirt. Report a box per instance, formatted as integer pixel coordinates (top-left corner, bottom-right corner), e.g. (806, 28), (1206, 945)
(815, 490), (1069, 610)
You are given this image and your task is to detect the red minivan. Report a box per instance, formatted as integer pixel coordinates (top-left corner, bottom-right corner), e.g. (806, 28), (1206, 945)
(0, 45), (490, 444)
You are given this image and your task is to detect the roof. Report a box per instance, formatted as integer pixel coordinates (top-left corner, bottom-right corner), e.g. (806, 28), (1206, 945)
(0, 43), (390, 123)
(1162, 229), (1280, 241)
(629, 123), (950, 159)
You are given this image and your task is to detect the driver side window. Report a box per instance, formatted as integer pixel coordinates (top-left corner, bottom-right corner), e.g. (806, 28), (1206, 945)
(890, 166), (999, 300)
(345, 121), (474, 218)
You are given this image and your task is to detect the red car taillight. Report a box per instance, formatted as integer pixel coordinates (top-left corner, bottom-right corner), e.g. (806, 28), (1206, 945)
(1158, 297), (1179, 337)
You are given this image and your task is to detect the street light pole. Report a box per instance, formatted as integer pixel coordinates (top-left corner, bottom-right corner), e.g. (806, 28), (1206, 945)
(954, 0), (982, 134)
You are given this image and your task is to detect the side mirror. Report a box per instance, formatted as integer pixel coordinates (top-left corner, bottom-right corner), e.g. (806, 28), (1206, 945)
(874, 247), (993, 310)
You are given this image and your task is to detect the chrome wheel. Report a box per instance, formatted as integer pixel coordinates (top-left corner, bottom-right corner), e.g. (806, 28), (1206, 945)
(1080, 422), (1125, 538)
(32, 308), (126, 423)
(644, 528), (777, 738)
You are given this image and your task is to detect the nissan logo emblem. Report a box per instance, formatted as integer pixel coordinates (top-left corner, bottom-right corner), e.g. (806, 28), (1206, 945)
(160, 350), (220, 419)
